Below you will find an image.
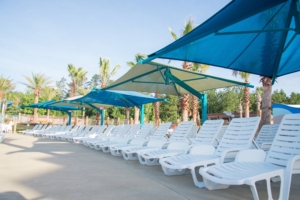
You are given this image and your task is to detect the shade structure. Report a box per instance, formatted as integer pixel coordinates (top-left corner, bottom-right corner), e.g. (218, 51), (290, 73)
(21, 100), (80, 112)
(72, 89), (166, 108)
(21, 100), (80, 125)
(143, 0), (300, 84)
(104, 62), (253, 95)
(104, 62), (253, 123)
(50, 96), (111, 110)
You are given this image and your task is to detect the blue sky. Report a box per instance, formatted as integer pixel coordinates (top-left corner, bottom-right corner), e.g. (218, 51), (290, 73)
(1, 0), (299, 96)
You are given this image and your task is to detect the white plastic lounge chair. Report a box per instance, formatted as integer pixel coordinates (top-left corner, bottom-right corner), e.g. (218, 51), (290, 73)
(88, 125), (123, 149)
(101, 124), (141, 153)
(159, 116), (260, 188)
(139, 120), (223, 166)
(44, 125), (73, 139)
(66, 126), (92, 142)
(121, 122), (172, 160)
(19, 124), (40, 134)
(26, 124), (48, 135)
(60, 126), (85, 141)
(137, 121), (195, 165)
(55, 125), (81, 140)
(253, 124), (280, 151)
(73, 126), (105, 144)
(34, 125), (60, 137)
(109, 124), (154, 156)
(83, 125), (115, 146)
(200, 114), (300, 200)
(28, 125), (53, 136)
(187, 126), (200, 139)
(94, 125), (132, 151)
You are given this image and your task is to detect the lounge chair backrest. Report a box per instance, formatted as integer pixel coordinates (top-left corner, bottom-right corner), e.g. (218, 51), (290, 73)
(169, 121), (194, 142)
(135, 124), (153, 138)
(95, 125), (106, 135)
(74, 126), (85, 134)
(193, 119), (224, 145)
(188, 126), (199, 138)
(255, 124), (280, 148)
(213, 125), (228, 146)
(110, 125), (128, 137)
(81, 126), (92, 134)
(266, 114), (300, 169)
(32, 124), (40, 130)
(56, 125), (65, 132)
(102, 125), (115, 136)
(214, 116), (260, 157)
(125, 124), (141, 137)
(62, 125), (73, 132)
(150, 122), (172, 140)
(88, 126), (99, 134)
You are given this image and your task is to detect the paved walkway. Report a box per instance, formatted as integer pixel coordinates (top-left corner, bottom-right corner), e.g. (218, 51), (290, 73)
(0, 134), (299, 200)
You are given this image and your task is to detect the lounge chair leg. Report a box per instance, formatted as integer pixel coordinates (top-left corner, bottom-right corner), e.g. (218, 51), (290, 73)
(190, 167), (205, 188)
(249, 183), (260, 200)
(266, 178), (274, 200)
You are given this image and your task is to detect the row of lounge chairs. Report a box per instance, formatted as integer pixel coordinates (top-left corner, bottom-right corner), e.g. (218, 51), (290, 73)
(22, 114), (300, 200)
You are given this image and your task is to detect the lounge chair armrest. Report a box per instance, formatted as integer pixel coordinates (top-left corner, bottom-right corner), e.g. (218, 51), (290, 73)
(260, 142), (272, 150)
(219, 148), (246, 163)
(286, 155), (300, 173)
(186, 144), (215, 155)
(235, 149), (266, 162)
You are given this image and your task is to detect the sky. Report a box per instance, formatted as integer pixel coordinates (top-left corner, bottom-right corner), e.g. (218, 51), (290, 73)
(1, 0), (299, 96)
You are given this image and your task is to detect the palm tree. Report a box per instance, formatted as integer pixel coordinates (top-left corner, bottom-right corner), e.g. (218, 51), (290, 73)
(232, 71), (251, 117)
(21, 73), (52, 122)
(127, 53), (149, 124)
(98, 57), (121, 124)
(190, 63), (210, 123)
(0, 76), (15, 108)
(67, 64), (88, 97)
(41, 87), (60, 121)
(169, 18), (194, 121)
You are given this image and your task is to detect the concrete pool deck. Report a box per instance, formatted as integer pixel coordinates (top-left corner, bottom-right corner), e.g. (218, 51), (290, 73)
(0, 134), (299, 200)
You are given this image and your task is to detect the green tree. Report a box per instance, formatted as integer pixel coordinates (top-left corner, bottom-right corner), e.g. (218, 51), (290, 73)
(169, 18), (195, 121)
(56, 77), (67, 99)
(272, 89), (288, 104)
(20, 73), (52, 122)
(159, 94), (180, 123)
(0, 76), (15, 106)
(127, 53), (148, 124)
(288, 92), (300, 104)
(67, 64), (88, 97)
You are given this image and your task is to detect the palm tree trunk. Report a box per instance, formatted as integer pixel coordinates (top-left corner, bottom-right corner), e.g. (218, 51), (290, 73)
(154, 93), (160, 125)
(181, 61), (190, 121)
(134, 106), (139, 124)
(244, 86), (250, 118)
(192, 95), (198, 123)
(125, 108), (130, 124)
(261, 77), (272, 125)
(96, 112), (100, 125)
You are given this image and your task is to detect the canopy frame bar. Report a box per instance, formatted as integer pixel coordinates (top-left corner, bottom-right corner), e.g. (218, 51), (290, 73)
(215, 28), (295, 35)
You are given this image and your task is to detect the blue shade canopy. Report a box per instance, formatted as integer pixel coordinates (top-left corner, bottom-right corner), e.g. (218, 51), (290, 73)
(143, 0), (300, 84)
(49, 96), (112, 110)
(70, 89), (166, 108)
(21, 100), (80, 112)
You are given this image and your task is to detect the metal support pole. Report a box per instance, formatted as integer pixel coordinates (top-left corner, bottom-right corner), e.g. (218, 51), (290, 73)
(100, 110), (105, 126)
(140, 104), (144, 126)
(201, 94), (207, 124)
(67, 111), (72, 125)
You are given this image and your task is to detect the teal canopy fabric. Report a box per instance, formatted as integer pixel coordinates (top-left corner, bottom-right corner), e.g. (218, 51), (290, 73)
(70, 89), (166, 108)
(21, 100), (80, 112)
(143, 0), (300, 83)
